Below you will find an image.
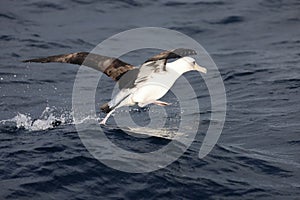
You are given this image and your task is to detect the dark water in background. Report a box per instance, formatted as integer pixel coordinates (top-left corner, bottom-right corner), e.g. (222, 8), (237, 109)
(1, 0), (300, 199)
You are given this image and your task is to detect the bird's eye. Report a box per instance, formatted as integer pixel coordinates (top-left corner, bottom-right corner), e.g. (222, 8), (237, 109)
(192, 61), (196, 65)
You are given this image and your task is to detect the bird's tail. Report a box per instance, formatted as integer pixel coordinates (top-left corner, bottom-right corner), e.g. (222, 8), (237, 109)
(100, 103), (112, 113)
(100, 93), (132, 113)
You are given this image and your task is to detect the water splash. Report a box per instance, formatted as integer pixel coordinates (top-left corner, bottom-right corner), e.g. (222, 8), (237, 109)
(0, 106), (74, 131)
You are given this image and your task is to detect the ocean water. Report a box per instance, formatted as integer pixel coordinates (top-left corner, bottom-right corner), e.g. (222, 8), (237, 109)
(1, 0), (300, 199)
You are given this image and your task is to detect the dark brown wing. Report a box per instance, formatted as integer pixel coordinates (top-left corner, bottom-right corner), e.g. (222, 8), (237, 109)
(144, 48), (197, 63)
(23, 52), (135, 81)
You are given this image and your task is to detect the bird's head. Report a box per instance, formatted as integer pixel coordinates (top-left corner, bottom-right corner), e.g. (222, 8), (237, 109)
(172, 57), (207, 74)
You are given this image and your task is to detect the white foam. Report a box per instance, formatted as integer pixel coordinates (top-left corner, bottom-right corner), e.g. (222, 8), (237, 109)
(0, 106), (74, 131)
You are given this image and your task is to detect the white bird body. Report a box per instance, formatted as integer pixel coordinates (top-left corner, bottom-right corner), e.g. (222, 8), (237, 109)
(102, 57), (207, 124)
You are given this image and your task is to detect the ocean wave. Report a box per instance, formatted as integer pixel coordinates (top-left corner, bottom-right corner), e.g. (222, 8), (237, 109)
(163, 0), (225, 7)
(0, 13), (16, 20)
(27, 2), (65, 11)
(207, 16), (244, 25)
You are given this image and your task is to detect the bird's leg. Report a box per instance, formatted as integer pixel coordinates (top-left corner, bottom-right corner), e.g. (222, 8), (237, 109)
(100, 108), (116, 125)
(153, 100), (172, 106)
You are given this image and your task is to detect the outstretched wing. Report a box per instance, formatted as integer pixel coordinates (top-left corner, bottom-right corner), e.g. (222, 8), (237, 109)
(23, 48), (197, 113)
(22, 48), (196, 81)
(23, 52), (135, 81)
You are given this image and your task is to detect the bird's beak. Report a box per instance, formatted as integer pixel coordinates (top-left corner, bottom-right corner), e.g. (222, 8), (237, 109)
(194, 63), (207, 74)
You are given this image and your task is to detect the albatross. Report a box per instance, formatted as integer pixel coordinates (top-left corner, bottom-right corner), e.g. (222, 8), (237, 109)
(23, 48), (207, 125)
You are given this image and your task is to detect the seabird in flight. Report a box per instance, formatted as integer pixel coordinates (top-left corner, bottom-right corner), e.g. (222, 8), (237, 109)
(23, 48), (207, 125)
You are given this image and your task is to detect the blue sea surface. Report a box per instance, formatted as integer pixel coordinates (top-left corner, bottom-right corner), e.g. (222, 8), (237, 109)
(1, 0), (300, 199)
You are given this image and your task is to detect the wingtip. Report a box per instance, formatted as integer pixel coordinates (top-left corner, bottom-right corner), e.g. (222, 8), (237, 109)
(22, 58), (41, 63)
(173, 48), (197, 57)
(21, 57), (50, 63)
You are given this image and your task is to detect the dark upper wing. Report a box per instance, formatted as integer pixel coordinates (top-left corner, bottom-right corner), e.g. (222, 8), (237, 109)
(22, 48), (195, 81)
(23, 52), (135, 81)
(144, 48), (197, 63)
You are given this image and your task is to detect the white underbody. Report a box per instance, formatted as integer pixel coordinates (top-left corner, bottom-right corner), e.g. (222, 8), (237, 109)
(100, 56), (206, 124)
(108, 63), (181, 109)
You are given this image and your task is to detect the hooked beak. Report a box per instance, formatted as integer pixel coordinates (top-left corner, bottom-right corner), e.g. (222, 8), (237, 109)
(194, 63), (207, 74)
